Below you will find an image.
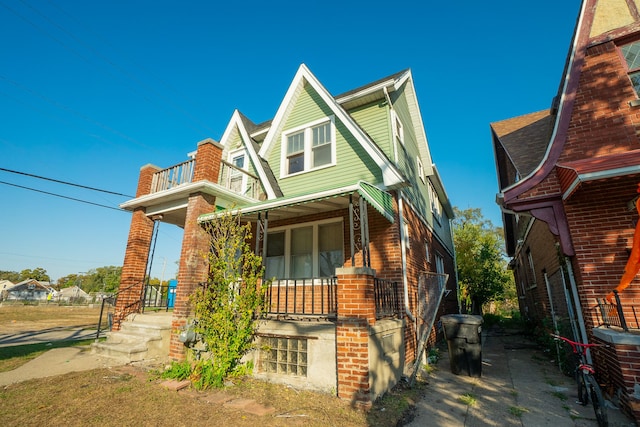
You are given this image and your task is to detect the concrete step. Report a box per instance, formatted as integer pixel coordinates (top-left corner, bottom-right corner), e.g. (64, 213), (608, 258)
(91, 310), (173, 363)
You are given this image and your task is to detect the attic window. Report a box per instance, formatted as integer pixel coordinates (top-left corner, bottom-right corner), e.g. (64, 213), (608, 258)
(621, 41), (640, 98)
(282, 117), (335, 177)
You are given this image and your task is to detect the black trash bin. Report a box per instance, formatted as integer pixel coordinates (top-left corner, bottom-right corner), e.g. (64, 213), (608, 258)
(441, 314), (483, 377)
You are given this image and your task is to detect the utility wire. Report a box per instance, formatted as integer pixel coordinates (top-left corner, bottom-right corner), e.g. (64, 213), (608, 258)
(0, 167), (134, 198)
(0, 180), (127, 212)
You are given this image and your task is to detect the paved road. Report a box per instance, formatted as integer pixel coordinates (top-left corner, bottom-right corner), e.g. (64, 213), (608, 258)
(407, 329), (635, 427)
(0, 326), (104, 347)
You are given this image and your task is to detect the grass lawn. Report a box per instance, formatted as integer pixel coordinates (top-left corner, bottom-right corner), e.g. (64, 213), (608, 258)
(0, 304), (426, 426)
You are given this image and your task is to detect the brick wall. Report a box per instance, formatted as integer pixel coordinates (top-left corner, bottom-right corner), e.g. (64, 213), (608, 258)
(335, 267), (375, 408)
(114, 164), (160, 329)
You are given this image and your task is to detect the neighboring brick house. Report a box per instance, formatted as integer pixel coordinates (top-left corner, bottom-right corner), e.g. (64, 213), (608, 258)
(116, 64), (456, 405)
(492, 0), (640, 422)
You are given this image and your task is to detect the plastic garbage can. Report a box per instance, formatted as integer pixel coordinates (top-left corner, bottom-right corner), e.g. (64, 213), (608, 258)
(441, 314), (483, 377)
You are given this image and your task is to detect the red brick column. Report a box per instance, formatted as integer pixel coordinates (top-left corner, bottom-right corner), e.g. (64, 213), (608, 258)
(169, 138), (223, 360)
(114, 164), (161, 329)
(336, 266), (376, 408)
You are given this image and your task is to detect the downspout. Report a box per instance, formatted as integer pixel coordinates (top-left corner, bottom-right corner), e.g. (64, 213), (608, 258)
(383, 86), (398, 164)
(398, 193), (416, 322)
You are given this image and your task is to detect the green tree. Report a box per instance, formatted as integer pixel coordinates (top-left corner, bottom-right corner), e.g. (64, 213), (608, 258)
(453, 207), (512, 314)
(186, 210), (267, 389)
(19, 268), (50, 282)
(0, 271), (21, 283)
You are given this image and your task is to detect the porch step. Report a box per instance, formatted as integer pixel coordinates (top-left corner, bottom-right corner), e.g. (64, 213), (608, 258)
(92, 311), (173, 363)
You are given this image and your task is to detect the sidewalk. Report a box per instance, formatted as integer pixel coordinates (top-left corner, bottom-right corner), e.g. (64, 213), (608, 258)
(407, 328), (635, 427)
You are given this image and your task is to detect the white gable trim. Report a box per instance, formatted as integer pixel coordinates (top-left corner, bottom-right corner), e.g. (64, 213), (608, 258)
(220, 110), (277, 199)
(259, 64), (406, 188)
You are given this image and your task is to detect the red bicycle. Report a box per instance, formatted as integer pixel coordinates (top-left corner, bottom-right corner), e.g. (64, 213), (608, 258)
(551, 333), (608, 427)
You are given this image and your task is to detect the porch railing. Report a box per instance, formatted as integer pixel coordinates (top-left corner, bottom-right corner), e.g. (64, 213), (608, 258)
(141, 283), (175, 312)
(265, 277), (337, 318)
(151, 159), (195, 193)
(374, 278), (402, 318)
(595, 290), (639, 331)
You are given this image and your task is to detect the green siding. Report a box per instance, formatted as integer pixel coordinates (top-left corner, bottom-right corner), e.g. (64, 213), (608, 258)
(348, 101), (392, 159)
(267, 84), (382, 197)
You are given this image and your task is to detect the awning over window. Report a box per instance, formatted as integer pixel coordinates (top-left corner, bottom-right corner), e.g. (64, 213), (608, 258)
(198, 181), (395, 223)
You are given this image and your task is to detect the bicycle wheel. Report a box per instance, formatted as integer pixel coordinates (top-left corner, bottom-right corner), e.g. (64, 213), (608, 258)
(576, 371), (588, 405)
(587, 375), (608, 427)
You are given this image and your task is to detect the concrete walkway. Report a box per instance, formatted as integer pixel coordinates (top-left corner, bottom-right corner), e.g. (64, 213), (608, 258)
(407, 328), (635, 427)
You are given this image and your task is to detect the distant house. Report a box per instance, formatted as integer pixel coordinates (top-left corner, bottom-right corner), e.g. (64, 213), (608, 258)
(0, 279), (15, 301)
(57, 285), (91, 303)
(6, 279), (50, 302)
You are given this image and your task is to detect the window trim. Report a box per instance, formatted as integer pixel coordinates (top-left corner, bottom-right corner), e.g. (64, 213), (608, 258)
(280, 116), (336, 178)
(391, 110), (404, 145)
(228, 148), (248, 194)
(620, 40), (640, 98)
(265, 217), (344, 279)
(416, 156), (425, 182)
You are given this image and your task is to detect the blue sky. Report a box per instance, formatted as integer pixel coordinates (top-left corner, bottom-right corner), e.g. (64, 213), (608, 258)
(0, 0), (582, 282)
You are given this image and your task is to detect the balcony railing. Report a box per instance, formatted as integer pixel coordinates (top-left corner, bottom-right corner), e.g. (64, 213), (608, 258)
(149, 158), (264, 200)
(151, 159), (195, 193)
(595, 291), (639, 331)
(219, 160), (264, 200)
(266, 277), (337, 318)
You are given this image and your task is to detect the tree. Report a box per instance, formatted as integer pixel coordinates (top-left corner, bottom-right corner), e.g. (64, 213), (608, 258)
(453, 207), (512, 314)
(178, 210), (267, 389)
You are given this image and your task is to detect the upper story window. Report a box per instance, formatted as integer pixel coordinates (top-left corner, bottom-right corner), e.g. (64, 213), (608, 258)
(391, 110), (404, 145)
(416, 156), (425, 182)
(621, 41), (640, 95)
(282, 116), (335, 177)
(428, 180), (443, 224)
(228, 150), (247, 193)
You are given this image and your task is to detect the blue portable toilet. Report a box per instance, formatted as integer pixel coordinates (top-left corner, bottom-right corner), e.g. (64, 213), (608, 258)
(167, 279), (177, 308)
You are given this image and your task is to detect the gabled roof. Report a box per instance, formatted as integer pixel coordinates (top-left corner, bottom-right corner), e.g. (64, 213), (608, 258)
(219, 110), (281, 199)
(258, 64), (406, 189)
(491, 110), (554, 179)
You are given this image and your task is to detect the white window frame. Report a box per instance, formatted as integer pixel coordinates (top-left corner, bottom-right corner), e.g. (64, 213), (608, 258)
(428, 180), (443, 225)
(280, 116), (336, 178)
(228, 149), (248, 194)
(391, 110), (404, 145)
(416, 156), (425, 182)
(266, 218), (344, 279)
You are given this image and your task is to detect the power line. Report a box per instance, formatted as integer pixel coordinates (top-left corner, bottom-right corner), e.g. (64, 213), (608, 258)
(0, 167), (134, 197)
(0, 180), (127, 212)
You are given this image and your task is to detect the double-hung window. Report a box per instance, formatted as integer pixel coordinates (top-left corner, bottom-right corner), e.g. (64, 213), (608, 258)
(621, 40), (640, 96)
(264, 219), (344, 279)
(282, 117), (335, 177)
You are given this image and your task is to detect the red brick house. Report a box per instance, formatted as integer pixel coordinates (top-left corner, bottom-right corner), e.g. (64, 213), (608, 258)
(492, 0), (640, 421)
(111, 65), (457, 405)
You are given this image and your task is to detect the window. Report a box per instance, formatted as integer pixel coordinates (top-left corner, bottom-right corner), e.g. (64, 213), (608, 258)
(424, 240), (430, 263)
(526, 248), (537, 288)
(282, 117), (335, 176)
(416, 156), (425, 182)
(435, 253), (446, 288)
(229, 151), (246, 193)
(622, 41), (640, 95)
(392, 110), (404, 145)
(428, 181), (443, 224)
(260, 336), (307, 376)
(265, 219), (343, 279)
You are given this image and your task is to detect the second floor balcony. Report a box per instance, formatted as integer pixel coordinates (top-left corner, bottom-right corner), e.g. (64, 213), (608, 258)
(120, 157), (265, 227)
